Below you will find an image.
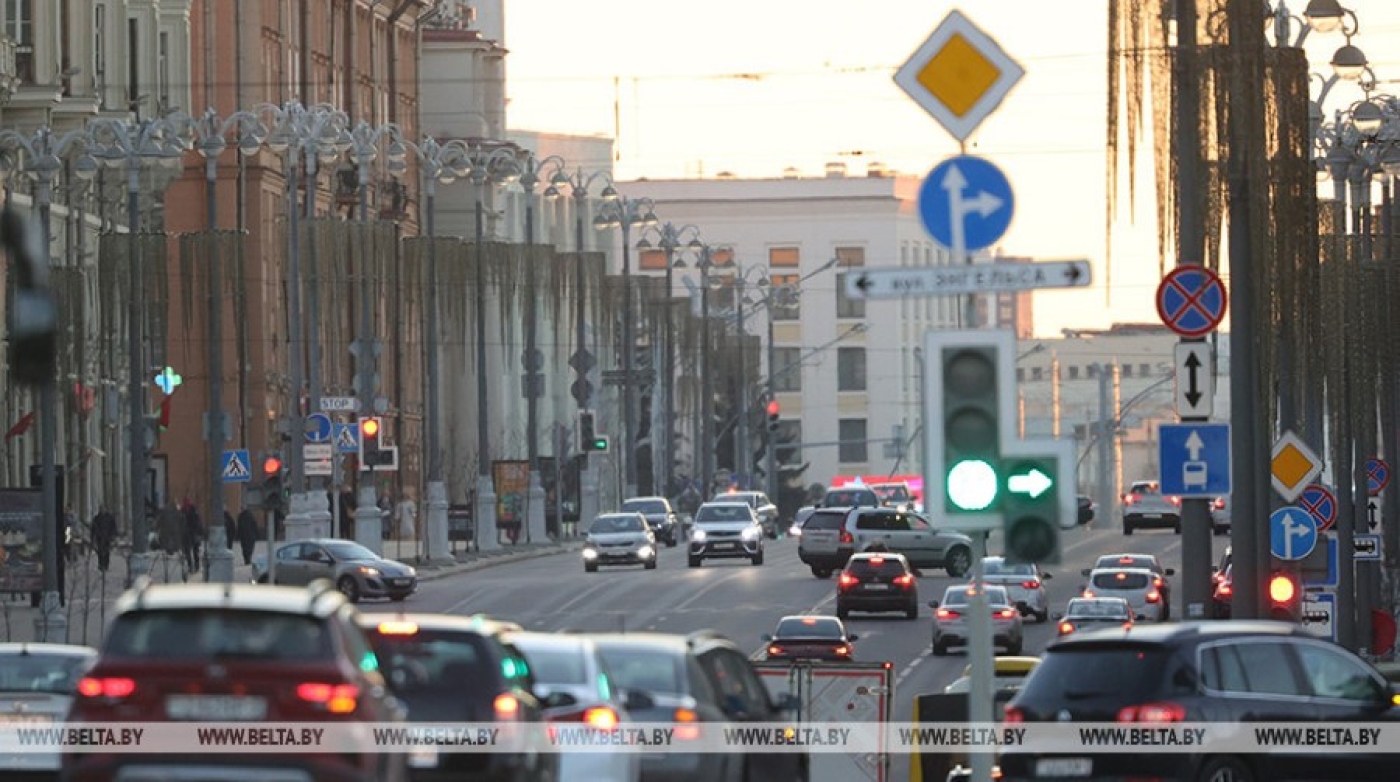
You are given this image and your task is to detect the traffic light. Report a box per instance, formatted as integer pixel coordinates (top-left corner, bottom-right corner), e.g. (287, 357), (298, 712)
(766, 400), (781, 433)
(1268, 570), (1301, 622)
(940, 343), (1001, 513)
(359, 416), (392, 468)
(1002, 456), (1059, 564)
(262, 454), (285, 513)
(578, 410), (609, 453)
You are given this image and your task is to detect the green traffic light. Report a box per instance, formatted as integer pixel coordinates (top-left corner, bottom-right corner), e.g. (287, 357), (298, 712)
(591, 438), (608, 451)
(947, 459), (998, 511)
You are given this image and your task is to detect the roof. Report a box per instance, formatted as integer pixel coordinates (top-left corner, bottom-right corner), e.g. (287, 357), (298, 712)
(587, 631), (737, 655)
(113, 581), (346, 618)
(355, 612), (522, 635)
(507, 631), (597, 654)
(1050, 620), (1308, 648)
(0, 642), (97, 657)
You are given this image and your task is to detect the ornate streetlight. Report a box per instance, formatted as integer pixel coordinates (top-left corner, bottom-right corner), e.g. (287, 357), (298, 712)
(0, 126), (98, 641)
(87, 116), (187, 583)
(593, 190), (658, 498)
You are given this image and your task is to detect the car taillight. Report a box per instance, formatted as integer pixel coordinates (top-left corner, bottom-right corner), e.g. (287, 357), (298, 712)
(1117, 701), (1186, 723)
(494, 693), (521, 719)
(1123, 494), (1139, 505)
(838, 574), (859, 588)
(869, 556), (885, 566)
(1167, 496), (1181, 506)
(893, 574), (914, 587)
(1213, 497), (1225, 510)
(674, 707), (700, 740)
(77, 677), (136, 699)
(1021, 579), (1040, 589)
(1058, 621), (1074, 635)
(1145, 590), (1161, 603)
(768, 645), (784, 657)
(1123, 621), (1134, 630)
(296, 682), (359, 714)
(833, 645), (851, 656)
(1082, 590), (1095, 598)
(583, 707), (619, 730)
(995, 608), (1016, 619)
(839, 530), (853, 544)
(1153, 576), (1164, 588)
(1216, 583), (1233, 597)
(1003, 705), (1025, 723)
(935, 608), (960, 619)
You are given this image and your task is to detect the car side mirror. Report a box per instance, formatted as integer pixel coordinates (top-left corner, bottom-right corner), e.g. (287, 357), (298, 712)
(540, 691), (577, 710)
(1165, 568), (1176, 576)
(928, 600), (939, 608)
(623, 688), (655, 712)
(847, 633), (859, 642)
(1080, 568), (1091, 577)
(1041, 572), (1053, 580)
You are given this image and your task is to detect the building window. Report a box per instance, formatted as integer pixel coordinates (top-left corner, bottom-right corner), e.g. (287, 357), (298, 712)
(7, 0), (32, 82)
(127, 17), (139, 107)
(835, 273), (866, 319)
(1140, 363), (1152, 376)
(838, 348), (866, 392)
(839, 419), (868, 464)
(1031, 367), (1043, 381)
(1088, 364), (1099, 378)
(770, 247), (799, 268)
(1068, 365), (1079, 380)
(1016, 368), (1025, 382)
(770, 273), (800, 321)
(93, 4), (106, 96)
(775, 420), (802, 466)
(639, 248), (667, 271)
(1122, 363), (1133, 378)
(157, 31), (170, 110)
(771, 348), (801, 393)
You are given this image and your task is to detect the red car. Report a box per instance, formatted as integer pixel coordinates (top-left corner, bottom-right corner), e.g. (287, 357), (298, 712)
(64, 578), (408, 782)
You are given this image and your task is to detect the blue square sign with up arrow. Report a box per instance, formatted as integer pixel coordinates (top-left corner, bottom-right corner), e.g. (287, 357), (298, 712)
(1158, 423), (1231, 498)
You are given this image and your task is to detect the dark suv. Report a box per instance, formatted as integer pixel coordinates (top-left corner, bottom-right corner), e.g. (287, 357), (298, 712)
(836, 552), (919, 619)
(1002, 621), (1400, 781)
(358, 613), (557, 782)
(64, 579), (407, 782)
(589, 630), (806, 782)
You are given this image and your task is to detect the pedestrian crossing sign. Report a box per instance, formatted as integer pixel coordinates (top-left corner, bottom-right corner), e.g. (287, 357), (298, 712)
(334, 422), (360, 454)
(221, 449), (252, 483)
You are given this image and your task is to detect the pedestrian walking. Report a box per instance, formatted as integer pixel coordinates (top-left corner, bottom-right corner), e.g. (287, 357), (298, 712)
(181, 498), (204, 573)
(91, 505), (117, 572)
(157, 502), (183, 556)
(223, 510), (236, 550)
(236, 507), (259, 566)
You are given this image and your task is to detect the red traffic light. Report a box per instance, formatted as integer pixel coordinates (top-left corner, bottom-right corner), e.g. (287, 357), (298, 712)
(1269, 573), (1297, 604)
(361, 417), (380, 438)
(766, 400), (780, 416)
(262, 456), (283, 476)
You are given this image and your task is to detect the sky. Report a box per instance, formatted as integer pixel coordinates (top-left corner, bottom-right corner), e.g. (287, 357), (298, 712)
(502, 1), (1400, 338)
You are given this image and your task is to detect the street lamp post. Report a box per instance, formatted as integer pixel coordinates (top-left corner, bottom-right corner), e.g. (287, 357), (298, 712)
(594, 191), (658, 498)
(0, 126), (98, 642)
(88, 116), (186, 583)
(190, 107), (265, 583)
(728, 265), (769, 490)
(636, 223), (703, 499)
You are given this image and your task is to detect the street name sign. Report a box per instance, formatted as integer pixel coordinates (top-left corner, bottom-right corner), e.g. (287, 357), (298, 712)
(1271, 431), (1323, 502)
(1270, 506), (1319, 562)
(1158, 423), (1230, 498)
(893, 10), (1024, 142)
(1173, 343), (1214, 418)
(846, 260), (1089, 300)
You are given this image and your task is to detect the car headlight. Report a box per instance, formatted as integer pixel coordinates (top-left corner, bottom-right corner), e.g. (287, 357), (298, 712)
(403, 566), (417, 577)
(582, 548), (599, 560)
(691, 529), (707, 542)
(638, 545), (655, 559)
(358, 566), (380, 576)
(741, 527), (760, 541)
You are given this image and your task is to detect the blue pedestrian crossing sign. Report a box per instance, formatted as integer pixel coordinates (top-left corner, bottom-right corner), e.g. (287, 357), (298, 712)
(221, 449), (252, 483)
(1158, 423), (1231, 498)
(334, 423), (360, 454)
(1270, 505), (1318, 561)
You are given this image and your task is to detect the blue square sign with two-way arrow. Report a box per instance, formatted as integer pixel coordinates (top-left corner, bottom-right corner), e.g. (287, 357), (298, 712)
(1159, 422), (1231, 498)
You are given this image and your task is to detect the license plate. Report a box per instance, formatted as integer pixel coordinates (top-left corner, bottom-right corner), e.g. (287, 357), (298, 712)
(1143, 513), (1162, 519)
(864, 584), (890, 591)
(1036, 758), (1092, 777)
(0, 714), (53, 724)
(166, 695), (268, 721)
(408, 748), (440, 768)
(393, 578), (412, 586)
(714, 542), (736, 550)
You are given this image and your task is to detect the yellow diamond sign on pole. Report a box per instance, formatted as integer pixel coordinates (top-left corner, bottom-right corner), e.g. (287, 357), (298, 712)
(1271, 430), (1324, 503)
(894, 10), (1025, 143)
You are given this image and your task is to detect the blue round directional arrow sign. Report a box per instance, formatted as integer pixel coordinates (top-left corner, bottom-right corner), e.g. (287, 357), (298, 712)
(1270, 505), (1318, 562)
(918, 155), (1015, 253)
(305, 413), (332, 443)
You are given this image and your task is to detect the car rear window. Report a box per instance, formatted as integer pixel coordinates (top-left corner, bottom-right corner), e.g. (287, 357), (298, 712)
(775, 617), (843, 638)
(0, 651), (94, 694)
(847, 558), (907, 577)
(596, 645), (684, 696)
(622, 500), (666, 514)
(804, 512), (846, 531)
(1067, 600), (1131, 619)
(1017, 646), (1166, 704)
(513, 645), (587, 685)
(367, 629), (492, 693)
(943, 586), (1007, 606)
(1093, 572), (1150, 590)
(825, 490), (877, 507)
(1099, 556), (1153, 571)
(105, 609), (331, 661)
(984, 561), (1034, 577)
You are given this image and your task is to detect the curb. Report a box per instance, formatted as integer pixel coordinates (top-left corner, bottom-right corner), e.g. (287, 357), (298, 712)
(417, 543), (583, 582)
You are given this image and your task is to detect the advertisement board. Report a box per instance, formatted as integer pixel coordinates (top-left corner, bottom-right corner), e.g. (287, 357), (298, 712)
(0, 488), (45, 593)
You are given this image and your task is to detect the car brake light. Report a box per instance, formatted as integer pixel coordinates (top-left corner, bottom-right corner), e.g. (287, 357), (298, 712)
(1213, 497), (1225, 510)
(839, 530), (853, 544)
(1058, 621), (1075, 635)
(296, 682), (359, 714)
(893, 574), (914, 587)
(1153, 576), (1164, 588)
(584, 707), (619, 730)
(1145, 590), (1161, 603)
(838, 573), (859, 588)
(1216, 583), (1233, 597)
(1082, 590), (1095, 598)
(1124, 494), (1139, 505)
(833, 645), (850, 656)
(995, 608), (1016, 619)
(77, 677), (136, 699)
(1123, 621), (1134, 630)
(1021, 579), (1040, 589)
(869, 556), (885, 566)
(1167, 496), (1181, 506)
(768, 645), (784, 657)
(376, 620), (419, 635)
(1117, 701), (1186, 723)
(935, 608), (960, 619)
(494, 693), (520, 719)
(674, 707), (700, 740)
(1003, 705), (1025, 723)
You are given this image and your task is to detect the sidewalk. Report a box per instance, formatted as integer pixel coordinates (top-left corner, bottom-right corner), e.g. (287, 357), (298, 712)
(0, 536), (582, 646)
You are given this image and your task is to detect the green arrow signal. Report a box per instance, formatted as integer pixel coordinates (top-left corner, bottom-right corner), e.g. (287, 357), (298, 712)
(1008, 467), (1053, 499)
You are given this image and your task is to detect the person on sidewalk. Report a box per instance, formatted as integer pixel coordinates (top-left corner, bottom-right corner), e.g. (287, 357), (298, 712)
(181, 498), (204, 573)
(223, 510), (236, 551)
(157, 501), (183, 556)
(236, 507), (259, 566)
(91, 505), (117, 572)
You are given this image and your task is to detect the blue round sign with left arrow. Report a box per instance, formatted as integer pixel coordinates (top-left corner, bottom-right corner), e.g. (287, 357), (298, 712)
(917, 155), (1014, 253)
(305, 412), (332, 443)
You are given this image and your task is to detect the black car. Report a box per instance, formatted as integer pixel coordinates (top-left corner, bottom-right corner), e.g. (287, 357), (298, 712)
(1002, 621), (1400, 782)
(358, 613), (558, 782)
(763, 615), (858, 662)
(836, 552), (919, 620)
(620, 496), (680, 546)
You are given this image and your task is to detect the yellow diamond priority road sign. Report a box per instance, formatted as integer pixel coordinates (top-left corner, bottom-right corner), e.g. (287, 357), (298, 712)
(1271, 430), (1324, 503)
(893, 10), (1024, 143)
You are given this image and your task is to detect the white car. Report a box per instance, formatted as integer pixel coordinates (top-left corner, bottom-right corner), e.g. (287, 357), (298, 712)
(1081, 567), (1166, 622)
(979, 557), (1051, 623)
(1086, 553), (1175, 621)
(0, 643), (96, 776)
(930, 584), (1024, 656)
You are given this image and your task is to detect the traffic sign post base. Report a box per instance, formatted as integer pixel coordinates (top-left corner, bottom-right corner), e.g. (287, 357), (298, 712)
(527, 471), (548, 544)
(475, 475), (499, 552)
(206, 528), (234, 584)
(354, 486), (383, 557)
(284, 493), (319, 544)
(424, 481), (453, 566)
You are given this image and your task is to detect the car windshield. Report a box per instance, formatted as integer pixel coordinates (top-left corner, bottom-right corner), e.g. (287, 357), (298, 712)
(366, 629), (502, 719)
(0, 651), (94, 694)
(944, 586), (1010, 607)
(873, 485), (910, 501)
(105, 609), (332, 660)
(695, 504), (750, 523)
(595, 646), (684, 697)
(1092, 571), (1151, 590)
(983, 560), (1034, 577)
(775, 617), (843, 639)
(1067, 600), (1131, 619)
(824, 490), (876, 507)
(325, 541), (378, 560)
(512, 644), (587, 685)
(621, 500), (665, 514)
(590, 515), (643, 534)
